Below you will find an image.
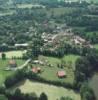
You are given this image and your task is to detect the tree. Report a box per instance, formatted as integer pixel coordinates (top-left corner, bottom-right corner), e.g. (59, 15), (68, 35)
(60, 96), (73, 100)
(39, 92), (48, 100)
(80, 83), (96, 100)
(86, 51), (98, 71)
(75, 57), (92, 88)
(0, 86), (6, 94)
(1, 53), (6, 60)
(27, 33), (43, 59)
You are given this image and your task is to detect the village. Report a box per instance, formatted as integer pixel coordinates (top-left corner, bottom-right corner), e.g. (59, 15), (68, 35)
(0, 0), (98, 100)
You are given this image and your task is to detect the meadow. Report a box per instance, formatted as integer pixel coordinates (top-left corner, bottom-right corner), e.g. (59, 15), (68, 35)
(13, 79), (81, 100)
(0, 50), (26, 59)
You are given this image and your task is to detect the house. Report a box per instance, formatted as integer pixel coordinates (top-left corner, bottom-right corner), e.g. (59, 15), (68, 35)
(57, 71), (66, 78)
(32, 67), (38, 73)
(9, 60), (17, 68)
(32, 67), (41, 73)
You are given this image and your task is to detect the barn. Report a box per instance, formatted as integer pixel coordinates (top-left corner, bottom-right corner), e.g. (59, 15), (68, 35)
(57, 71), (66, 78)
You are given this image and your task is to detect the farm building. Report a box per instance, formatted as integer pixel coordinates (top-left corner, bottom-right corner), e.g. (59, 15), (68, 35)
(9, 60), (17, 68)
(57, 71), (66, 78)
(32, 67), (41, 73)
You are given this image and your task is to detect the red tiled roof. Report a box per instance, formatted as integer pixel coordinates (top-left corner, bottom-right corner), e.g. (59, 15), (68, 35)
(57, 71), (66, 77)
(32, 68), (38, 73)
(32, 67), (41, 73)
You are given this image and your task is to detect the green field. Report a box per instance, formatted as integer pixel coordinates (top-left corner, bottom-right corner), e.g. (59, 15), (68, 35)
(0, 59), (25, 86)
(33, 55), (80, 84)
(13, 79), (81, 100)
(0, 50), (26, 59)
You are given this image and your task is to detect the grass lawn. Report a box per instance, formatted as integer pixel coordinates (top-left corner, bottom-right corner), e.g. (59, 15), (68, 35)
(0, 50), (26, 59)
(12, 79), (81, 100)
(0, 59), (25, 86)
(33, 55), (80, 84)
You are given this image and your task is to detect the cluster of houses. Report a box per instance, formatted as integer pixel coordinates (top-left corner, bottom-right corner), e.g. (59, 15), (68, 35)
(42, 32), (57, 44)
(72, 36), (86, 45)
(71, 35), (93, 48)
(41, 27), (93, 53)
(41, 27), (73, 47)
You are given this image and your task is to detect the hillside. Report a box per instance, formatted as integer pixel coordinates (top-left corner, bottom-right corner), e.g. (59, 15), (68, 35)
(0, 1), (98, 100)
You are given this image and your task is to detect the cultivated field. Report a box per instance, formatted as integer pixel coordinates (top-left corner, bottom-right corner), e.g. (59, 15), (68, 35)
(13, 79), (81, 100)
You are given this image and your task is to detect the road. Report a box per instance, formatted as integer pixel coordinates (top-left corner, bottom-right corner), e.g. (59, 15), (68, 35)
(16, 59), (31, 70)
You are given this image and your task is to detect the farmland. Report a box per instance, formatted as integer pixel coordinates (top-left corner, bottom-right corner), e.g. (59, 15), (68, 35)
(13, 79), (81, 100)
